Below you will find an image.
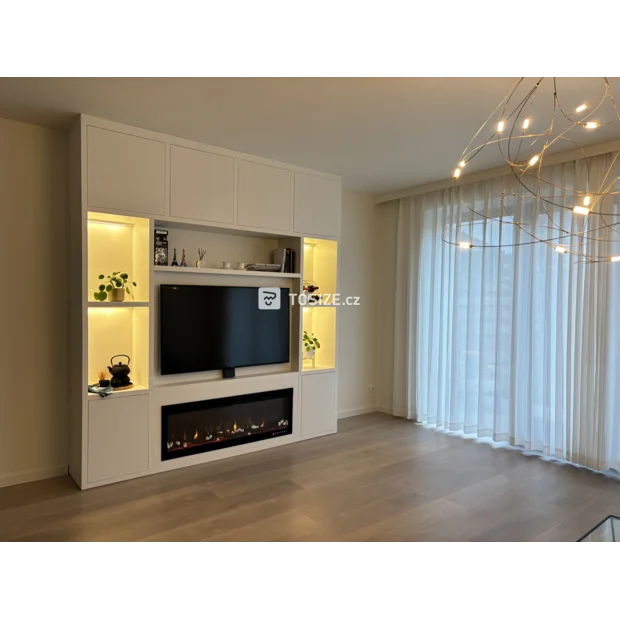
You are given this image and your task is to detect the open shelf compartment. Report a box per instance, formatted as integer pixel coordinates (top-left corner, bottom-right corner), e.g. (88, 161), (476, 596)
(303, 237), (338, 299)
(302, 305), (336, 372)
(88, 306), (149, 392)
(87, 211), (150, 304)
(153, 220), (301, 274)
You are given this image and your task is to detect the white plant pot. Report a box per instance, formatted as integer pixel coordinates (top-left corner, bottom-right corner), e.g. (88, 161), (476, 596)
(303, 349), (315, 360)
(109, 287), (125, 302)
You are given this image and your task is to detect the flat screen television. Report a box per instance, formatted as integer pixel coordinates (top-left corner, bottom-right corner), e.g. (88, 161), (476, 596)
(160, 284), (290, 375)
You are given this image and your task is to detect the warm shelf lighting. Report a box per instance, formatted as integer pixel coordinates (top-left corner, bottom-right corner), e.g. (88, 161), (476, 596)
(454, 168), (461, 179)
(497, 121), (505, 133)
(573, 205), (590, 215)
(575, 103), (588, 113)
(458, 241), (473, 250)
(555, 245), (567, 254)
(611, 256), (620, 262)
(584, 122), (598, 129)
(87, 219), (132, 230)
(583, 195), (591, 206)
(522, 118), (531, 130)
(528, 155), (540, 166)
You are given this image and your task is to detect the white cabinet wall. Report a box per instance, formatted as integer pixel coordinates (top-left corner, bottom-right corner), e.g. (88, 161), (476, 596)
(300, 372), (337, 438)
(294, 172), (341, 238)
(70, 116), (342, 490)
(87, 126), (167, 216)
(237, 160), (292, 232)
(170, 145), (235, 224)
(87, 395), (149, 484)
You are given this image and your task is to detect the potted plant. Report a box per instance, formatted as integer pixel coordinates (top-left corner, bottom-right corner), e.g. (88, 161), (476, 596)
(303, 331), (320, 360)
(93, 272), (137, 302)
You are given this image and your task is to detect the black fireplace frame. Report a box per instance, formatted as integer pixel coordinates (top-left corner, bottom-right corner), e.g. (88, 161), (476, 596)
(161, 388), (294, 461)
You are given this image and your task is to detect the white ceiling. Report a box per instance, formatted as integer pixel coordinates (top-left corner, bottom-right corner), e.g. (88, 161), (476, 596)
(1, 77), (619, 194)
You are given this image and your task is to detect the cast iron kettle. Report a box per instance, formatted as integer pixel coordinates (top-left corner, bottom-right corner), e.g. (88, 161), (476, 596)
(108, 354), (131, 387)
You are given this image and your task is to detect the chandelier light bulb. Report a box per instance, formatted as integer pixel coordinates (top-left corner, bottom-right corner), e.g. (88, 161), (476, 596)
(555, 245), (567, 254)
(583, 195), (591, 206)
(458, 241), (472, 250)
(459, 161), (467, 168)
(573, 206), (590, 215)
(522, 118), (530, 130)
(528, 155), (540, 166)
(575, 103), (588, 113)
(584, 122), (598, 129)
(497, 121), (505, 133)
(454, 168), (461, 179)
(611, 256), (620, 262)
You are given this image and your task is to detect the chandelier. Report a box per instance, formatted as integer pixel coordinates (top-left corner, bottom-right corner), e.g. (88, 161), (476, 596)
(447, 77), (620, 263)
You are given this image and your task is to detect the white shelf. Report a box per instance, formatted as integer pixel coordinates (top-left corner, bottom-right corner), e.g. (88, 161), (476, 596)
(88, 301), (149, 308)
(301, 365), (336, 375)
(87, 384), (149, 399)
(153, 266), (301, 278)
(301, 303), (339, 308)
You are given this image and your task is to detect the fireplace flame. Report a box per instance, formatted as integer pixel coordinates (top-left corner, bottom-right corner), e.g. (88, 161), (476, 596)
(194, 430), (199, 440)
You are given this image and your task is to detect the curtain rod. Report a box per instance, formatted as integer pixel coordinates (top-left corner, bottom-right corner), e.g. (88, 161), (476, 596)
(374, 137), (620, 204)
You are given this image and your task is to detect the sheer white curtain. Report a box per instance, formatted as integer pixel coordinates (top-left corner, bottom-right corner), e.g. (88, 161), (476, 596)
(393, 152), (620, 472)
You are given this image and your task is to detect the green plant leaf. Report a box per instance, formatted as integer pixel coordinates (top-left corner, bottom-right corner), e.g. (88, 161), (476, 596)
(101, 291), (107, 301)
(98, 274), (104, 280)
(126, 287), (131, 294)
(98, 284), (105, 291)
(112, 272), (118, 275)
(105, 284), (112, 292)
(121, 273), (128, 279)
(132, 282), (137, 287)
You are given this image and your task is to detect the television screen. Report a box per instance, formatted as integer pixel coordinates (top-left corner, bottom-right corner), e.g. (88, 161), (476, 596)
(160, 285), (290, 375)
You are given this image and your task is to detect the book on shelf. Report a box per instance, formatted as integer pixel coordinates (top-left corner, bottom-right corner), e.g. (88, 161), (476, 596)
(271, 248), (296, 273)
(245, 263), (282, 272)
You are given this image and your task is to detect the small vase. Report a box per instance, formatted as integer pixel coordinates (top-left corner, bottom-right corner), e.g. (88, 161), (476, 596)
(110, 288), (125, 302)
(196, 260), (205, 268)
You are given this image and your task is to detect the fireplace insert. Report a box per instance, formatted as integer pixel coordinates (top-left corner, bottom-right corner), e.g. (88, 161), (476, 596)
(161, 388), (293, 461)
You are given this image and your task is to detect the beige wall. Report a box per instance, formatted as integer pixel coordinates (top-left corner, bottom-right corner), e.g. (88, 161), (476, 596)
(0, 117), (69, 487)
(376, 199), (399, 414)
(337, 188), (379, 417)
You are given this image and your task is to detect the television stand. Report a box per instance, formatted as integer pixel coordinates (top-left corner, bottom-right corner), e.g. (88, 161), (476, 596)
(223, 367), (236, 379)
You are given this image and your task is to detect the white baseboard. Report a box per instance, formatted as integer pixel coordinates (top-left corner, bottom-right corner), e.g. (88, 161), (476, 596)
(337, 406), (378, 419)
(0, 465), (68, 489)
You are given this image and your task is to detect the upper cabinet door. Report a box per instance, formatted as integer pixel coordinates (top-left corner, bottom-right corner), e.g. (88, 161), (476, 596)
(237, 160), (292, 232)
(87, 126), (166, 216)
(294, 173), (341, 238)
(170, 145), (234, 224)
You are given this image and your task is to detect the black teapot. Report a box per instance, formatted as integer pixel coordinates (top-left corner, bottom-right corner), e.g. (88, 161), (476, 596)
(108, 354), (132, 388)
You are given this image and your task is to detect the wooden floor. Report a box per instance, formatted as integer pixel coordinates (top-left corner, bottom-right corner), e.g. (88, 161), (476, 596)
(1, 412), (619, 541)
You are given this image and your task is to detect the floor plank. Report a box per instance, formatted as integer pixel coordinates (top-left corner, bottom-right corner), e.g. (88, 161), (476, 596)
(1, 413), (618, 541)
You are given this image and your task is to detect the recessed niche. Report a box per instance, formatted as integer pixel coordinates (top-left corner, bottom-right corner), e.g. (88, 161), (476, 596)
(87, 212), (150, 303)
(303, 238), (338, 297)
(302, 306), (336, 371)
(88, 306), (149, 390)
(154, 221), (301, 273)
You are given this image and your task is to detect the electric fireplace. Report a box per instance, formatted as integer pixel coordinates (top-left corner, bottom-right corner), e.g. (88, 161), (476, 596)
(161, 388), (293, 461)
